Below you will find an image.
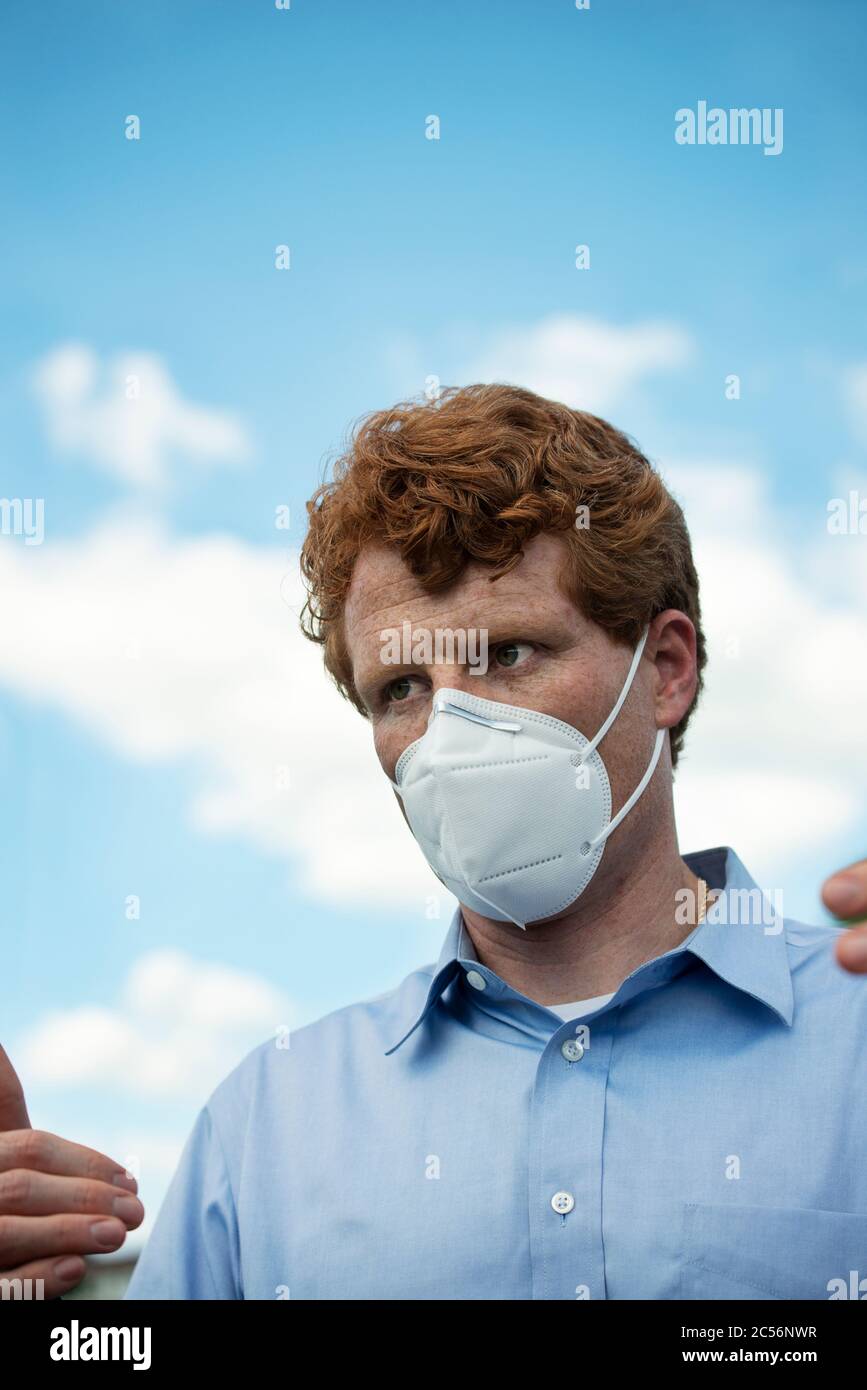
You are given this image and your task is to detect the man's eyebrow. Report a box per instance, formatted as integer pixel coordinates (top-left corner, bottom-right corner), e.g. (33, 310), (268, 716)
(350, 638), (412, 699)
(352, 642), (435, 698)
(353, 657), (401, 698)
(351, 614), (567, 693)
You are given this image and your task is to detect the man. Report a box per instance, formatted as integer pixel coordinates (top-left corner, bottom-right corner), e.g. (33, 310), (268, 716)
(1, 384), (865, 1299)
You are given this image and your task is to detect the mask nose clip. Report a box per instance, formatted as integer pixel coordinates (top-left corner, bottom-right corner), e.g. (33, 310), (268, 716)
(432, 697), (521, 733)
(391, 695), (521, 796)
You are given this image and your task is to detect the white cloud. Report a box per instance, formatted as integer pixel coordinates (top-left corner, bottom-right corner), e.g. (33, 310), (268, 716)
(0, 518), (438, 909)
(461, 313), (693, 412)
(665, 464), (867, 875)
(17, 949), (296, 1098)
(31, 343), (250, 488)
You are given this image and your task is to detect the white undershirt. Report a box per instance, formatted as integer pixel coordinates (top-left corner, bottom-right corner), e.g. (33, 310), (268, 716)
(547, 992), (615, 1021)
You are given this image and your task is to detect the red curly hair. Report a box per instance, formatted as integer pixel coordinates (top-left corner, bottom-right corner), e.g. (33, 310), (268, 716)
(299, 383), (706, 766)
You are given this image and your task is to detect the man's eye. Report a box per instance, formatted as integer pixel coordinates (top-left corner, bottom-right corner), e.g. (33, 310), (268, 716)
(386, 676), (414, 703)
(494, 642), (532, 669)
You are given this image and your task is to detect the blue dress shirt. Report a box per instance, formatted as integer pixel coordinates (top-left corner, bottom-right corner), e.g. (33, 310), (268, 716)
(125, 847), (867, 1300)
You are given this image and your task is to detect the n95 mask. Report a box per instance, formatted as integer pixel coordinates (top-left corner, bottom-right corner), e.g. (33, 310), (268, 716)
(389, 628), (666, 929)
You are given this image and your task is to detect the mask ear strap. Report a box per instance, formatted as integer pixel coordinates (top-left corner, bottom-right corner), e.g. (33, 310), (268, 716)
(586, 727), (666, 853)
(577, 627), (650, 764)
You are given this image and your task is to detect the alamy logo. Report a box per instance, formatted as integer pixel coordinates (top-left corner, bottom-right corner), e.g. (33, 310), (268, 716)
(675, 101), (783, 156)
(379, 623), (489, 675)
(1, 1275), (45, 1300)
(0, 497), (44, 545)
(827, 1270), (867, 1299)
(827, 490), (867, 535)
(674, 884), (785, 935)
(49, 1319), (152, 1370)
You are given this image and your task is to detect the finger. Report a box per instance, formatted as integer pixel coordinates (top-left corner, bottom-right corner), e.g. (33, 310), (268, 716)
(0, 1253), (88, 1300)
(0, 1130), (137, 1193)
(0, 1169), (144, 1226)
(822, 859), (867, 920)
(0, 1046), (31, 1132)
(835, 922), (867, 975)
(0, 1211), (128, 1267)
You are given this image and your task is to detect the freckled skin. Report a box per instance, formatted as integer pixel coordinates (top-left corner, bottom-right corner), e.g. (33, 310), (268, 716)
(343, 532), (705, 1002)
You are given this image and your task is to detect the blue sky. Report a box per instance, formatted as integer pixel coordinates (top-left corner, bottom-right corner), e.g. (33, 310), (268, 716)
(2, 0), (866, 1251)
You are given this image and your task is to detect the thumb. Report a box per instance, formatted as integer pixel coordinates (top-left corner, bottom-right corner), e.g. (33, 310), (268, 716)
(0, 1044), (31, 1131)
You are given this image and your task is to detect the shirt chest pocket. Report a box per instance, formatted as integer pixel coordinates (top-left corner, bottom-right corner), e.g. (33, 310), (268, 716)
(679, 1202), (867, 1300)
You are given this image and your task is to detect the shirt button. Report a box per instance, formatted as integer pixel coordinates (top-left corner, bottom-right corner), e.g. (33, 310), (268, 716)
(465, 969), (487, 991)
(551, 1191), (575, 1215)
(561, 1038), (585, 1062)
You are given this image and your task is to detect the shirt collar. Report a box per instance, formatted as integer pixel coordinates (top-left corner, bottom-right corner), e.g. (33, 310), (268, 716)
(384, 845), (794, 1055)
(383, 909), (475, 1056)
(680, 845), (794, 1027)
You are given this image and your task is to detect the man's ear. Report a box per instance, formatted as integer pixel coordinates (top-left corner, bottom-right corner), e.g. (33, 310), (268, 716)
(648, 610), (698, 732)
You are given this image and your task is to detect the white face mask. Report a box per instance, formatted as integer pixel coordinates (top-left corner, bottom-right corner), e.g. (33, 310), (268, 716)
(389, 628), (666, 929)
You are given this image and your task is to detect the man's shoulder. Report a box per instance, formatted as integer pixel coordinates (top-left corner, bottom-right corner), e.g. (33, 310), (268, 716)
(783, 914), (867, 1009)
(205, 957), (438, 1119)
(784, 913), (850, 961)
(784, 916), (847, 951)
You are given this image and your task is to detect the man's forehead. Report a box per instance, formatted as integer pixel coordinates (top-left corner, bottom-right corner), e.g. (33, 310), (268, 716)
(345, 545), (436, 622)
(344, 535), (574, 644)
